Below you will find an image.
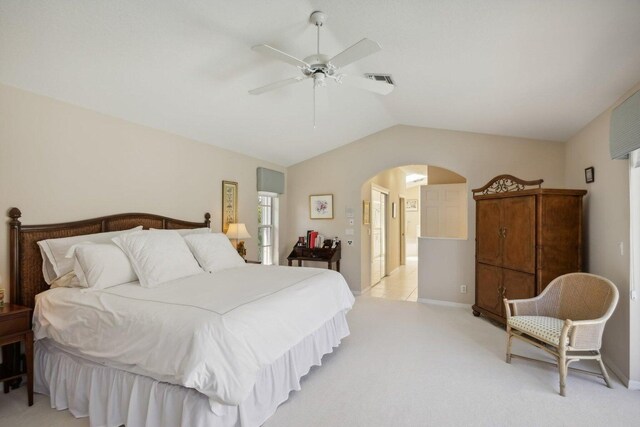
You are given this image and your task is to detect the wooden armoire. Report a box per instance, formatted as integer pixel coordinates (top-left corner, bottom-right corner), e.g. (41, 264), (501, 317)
(471, 175), (587, 323)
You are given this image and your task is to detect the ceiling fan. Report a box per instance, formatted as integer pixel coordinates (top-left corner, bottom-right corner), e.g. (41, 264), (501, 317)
(249, 11), (394, 125)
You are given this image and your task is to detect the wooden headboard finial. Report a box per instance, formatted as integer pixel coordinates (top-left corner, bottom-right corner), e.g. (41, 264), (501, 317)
(9, 207), (22, 222)
(204, 212), (211, 228)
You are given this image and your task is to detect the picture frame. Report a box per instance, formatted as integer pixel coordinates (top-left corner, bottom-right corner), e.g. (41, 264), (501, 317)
(585, 166), (595, 184)
(406, 199), (418, 212)
(309, 194), (334, 219)
(222, 180), (238, 233)
(391, 202), (397, 218)
(363, 201), (370, 225)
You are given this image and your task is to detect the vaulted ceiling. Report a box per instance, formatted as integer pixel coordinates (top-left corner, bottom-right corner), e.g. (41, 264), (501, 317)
(2, 1), (640, 166)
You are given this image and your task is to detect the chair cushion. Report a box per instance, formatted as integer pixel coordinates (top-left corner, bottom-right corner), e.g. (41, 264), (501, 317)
(508, 316), (565, 346)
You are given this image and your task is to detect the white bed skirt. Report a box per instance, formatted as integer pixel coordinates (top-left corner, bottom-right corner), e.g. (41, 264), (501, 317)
(35, 310), (350, 427)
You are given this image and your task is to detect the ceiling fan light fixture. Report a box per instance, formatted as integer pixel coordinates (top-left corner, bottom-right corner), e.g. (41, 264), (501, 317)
(313, 72), (327, 88)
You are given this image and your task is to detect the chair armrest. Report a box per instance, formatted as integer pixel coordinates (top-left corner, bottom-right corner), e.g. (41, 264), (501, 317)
(506, 296), (541, 316)
(568, 320), (607, 350)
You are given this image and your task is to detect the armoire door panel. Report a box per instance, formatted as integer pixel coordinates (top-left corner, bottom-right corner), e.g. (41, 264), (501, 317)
(503, 269), (535, 305)
(501, 196), (535, 273)
(476, 200), (502, 266)
(476, 263), (502, 316)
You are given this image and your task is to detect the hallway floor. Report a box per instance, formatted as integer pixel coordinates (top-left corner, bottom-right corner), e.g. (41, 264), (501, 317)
(363, 256), (418, 301)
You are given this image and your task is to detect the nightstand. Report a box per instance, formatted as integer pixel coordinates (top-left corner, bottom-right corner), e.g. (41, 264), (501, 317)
(0, 304), (33, 406)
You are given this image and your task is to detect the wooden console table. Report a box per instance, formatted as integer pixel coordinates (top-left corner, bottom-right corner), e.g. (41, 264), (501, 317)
(287, 242), (341, 272)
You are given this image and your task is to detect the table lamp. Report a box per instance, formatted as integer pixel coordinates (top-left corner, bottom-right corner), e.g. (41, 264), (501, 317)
(226, 223), (251, 258)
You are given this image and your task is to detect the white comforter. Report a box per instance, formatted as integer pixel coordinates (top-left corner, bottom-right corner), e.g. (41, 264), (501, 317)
(33, 265), (355, 412)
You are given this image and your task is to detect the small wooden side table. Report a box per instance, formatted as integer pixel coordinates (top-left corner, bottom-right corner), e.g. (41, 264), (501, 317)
(0, 304), (33, 406)
(287, 242), (341, 272)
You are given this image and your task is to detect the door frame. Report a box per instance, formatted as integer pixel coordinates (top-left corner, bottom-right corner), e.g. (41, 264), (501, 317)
(399, 196), (406, 266)
(371, 184), (389, 286)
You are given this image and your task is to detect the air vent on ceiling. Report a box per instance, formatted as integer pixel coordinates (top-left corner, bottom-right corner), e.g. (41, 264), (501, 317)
(365, 73), (395, 85)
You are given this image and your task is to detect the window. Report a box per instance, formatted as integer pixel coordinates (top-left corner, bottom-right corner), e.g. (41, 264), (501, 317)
(258, 194), (278, 265)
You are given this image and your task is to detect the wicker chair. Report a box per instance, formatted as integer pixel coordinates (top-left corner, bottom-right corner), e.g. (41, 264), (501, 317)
(503, 273), (619, 396)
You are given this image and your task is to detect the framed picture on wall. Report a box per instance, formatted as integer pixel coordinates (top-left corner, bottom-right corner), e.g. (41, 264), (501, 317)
(406, 199), (418, 212)
(309, 194), (334, 219)
(585, 166), (595, 183)
(363, 201), (370, 225)
(222, 180), (238, 233)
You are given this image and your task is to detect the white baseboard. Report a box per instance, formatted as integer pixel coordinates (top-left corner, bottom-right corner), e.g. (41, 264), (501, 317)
(417, 298), (470, 309)
(601, 355), (640, 389)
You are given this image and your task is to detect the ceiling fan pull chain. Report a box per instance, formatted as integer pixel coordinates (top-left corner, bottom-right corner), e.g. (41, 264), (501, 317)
(313, 84), (316, 129)
(317, 24), (320, 55)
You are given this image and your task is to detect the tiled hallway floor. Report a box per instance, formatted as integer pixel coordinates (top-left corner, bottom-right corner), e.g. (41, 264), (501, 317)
(363, 256), (418, 301)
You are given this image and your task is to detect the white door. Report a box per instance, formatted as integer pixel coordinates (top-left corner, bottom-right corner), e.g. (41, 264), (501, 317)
(371, 187), (387, 285)
(421, 183), (468, 238)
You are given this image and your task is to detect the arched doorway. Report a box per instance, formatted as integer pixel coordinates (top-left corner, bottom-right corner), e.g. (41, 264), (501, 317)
(360, 164), (467, 302)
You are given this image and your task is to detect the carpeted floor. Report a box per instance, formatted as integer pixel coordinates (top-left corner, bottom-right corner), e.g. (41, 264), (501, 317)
(1, 297), (638, 426)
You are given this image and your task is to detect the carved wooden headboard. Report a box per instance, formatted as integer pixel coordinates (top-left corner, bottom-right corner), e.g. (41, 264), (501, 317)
(8, 208), (211, 309)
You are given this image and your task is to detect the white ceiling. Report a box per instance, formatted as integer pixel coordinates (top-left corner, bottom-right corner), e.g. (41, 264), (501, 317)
(2, 1), (640, 166)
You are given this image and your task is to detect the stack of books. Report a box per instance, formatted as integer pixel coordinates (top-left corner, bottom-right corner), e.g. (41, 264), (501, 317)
(303, 230), (325, 249)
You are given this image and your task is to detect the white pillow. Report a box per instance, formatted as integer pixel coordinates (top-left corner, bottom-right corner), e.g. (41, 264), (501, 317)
(73, 244), (138, 289)
(112, 230), (203, 288)
(183, 233), (247, 273)
(149, 227), (211, 236)
(37, 226), (143, 284)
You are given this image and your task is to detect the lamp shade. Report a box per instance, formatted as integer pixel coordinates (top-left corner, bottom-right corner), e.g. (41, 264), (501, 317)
(225, 223), (251, 239)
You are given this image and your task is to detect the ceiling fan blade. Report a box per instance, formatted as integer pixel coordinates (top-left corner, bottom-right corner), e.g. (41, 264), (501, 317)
(252, 44), (309, 68)
(248, 76), (307, 95)
(328, 38), (381, 69)
(338, 74), (394, 95)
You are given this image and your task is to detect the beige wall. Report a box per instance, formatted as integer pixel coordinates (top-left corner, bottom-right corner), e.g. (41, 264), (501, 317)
(564, 81), (640, 386)
(0, 84), (287, 301)
(418, 237), (472, 304)
(286, 125), (566, 294)
(427, 165), (466, 184)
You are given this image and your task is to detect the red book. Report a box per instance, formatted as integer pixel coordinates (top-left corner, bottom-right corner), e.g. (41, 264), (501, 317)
(309, 231), (318, 249)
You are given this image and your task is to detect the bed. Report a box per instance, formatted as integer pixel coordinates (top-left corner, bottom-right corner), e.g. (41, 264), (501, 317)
(8, 208), (355, 427)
